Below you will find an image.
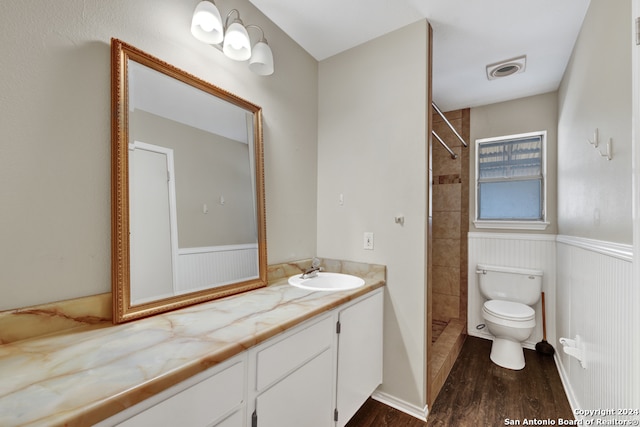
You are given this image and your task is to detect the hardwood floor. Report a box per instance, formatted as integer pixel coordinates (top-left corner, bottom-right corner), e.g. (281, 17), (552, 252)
(346, 336), (573, 427)
(345, 399), (428, 427)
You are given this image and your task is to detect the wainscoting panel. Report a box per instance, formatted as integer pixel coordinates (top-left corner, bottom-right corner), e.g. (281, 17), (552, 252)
(467, 232), (557, 348)
(176, 244), (259, 293)
(555, 236), (633, 416)
(468, 233), (636, 416)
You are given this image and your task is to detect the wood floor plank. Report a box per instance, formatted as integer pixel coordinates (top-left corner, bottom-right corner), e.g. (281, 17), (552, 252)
(428, 336), (573, 426)
(345, 399), (427, 427)
(346, 336), (573, 427)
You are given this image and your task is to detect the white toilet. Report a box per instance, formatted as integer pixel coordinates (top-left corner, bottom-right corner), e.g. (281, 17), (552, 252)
(477, 264), (543, 370)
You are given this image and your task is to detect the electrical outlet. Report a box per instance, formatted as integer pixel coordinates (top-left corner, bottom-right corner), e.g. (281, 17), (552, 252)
(363, 232), (374, 250)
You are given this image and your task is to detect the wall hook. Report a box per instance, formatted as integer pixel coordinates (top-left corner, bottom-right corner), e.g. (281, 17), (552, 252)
(588, 128), (599, 147)
(598, 138), (612, 160)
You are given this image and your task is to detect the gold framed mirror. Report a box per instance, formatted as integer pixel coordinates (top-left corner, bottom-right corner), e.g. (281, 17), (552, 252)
(111, 39), (267, 323)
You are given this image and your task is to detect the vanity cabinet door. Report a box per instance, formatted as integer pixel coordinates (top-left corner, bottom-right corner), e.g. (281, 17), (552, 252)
(335, 289), (384, 427)
(214, 409), (244, 427)
(251, 314), (334, 427)
(254, 349), (333, 427)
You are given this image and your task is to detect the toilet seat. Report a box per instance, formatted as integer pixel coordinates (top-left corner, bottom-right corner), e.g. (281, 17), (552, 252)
(484, 300), (535, 320)
(483, 300), (535, 328)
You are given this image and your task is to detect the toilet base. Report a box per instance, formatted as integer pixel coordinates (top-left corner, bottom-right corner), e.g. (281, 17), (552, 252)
(490, 337), (525, 370)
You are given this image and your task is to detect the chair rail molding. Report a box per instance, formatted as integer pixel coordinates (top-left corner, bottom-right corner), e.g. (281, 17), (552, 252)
(556, 234), (633, 261)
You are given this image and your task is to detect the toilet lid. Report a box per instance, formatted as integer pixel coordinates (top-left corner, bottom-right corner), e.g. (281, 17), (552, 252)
(483, 300), (535, 321)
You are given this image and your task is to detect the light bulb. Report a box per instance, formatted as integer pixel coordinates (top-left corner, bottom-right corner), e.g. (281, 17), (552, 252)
(191, 1), (223, 45)
(223, 21), (251, 61)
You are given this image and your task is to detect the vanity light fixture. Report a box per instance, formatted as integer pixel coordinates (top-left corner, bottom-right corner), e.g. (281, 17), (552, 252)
(222, 10), (251, 61)
(247, 25), (274, 76)
(190, 0), (223, 44)
(190, 0), (274, 76)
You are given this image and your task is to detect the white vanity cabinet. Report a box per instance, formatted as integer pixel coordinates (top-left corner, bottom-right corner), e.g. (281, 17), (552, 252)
(249, 314), (335, 427)
(98, 287), (383, 427)
(335, 289), (384, 427)
(248, 288), (384, 427)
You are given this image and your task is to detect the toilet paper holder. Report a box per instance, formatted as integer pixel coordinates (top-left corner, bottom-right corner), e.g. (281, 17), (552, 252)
(559, 335), (587, 369)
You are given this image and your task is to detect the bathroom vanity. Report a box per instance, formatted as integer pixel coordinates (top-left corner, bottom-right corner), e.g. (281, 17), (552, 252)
(103, 287), (383, 427)
(0, 264), (384, 427)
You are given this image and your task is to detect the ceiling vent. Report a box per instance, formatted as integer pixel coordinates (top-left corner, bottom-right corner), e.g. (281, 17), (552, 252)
(486, 55), (526, 80)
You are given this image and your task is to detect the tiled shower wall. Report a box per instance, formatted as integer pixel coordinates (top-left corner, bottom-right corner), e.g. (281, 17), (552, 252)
(431, 109), (470, 324)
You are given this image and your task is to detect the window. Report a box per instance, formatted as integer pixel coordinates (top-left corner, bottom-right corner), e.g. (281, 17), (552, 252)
(474, 131), (548, 230)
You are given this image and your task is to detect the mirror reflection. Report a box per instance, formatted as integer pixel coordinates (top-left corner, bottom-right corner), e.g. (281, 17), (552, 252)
(112, 39), (267, 323)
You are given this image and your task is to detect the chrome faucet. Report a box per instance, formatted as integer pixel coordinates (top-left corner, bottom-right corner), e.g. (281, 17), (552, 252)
(301, 257), (322, 279)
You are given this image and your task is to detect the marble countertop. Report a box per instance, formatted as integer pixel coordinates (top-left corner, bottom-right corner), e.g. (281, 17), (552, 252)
(0, 263), (384, 427)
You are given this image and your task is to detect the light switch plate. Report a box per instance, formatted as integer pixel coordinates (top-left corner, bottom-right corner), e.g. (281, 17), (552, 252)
(363, 232), (374, 250)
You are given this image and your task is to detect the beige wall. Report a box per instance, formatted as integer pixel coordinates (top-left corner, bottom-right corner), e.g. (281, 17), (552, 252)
(557, 0), (632, 244)
(469, 92), (559, 235)
(0, 0), (318, 311)
(317, 20), (429, 411)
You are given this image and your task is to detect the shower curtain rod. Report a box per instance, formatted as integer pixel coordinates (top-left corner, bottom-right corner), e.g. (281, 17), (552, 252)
(432, 130), (457, 159)
(432, 102), (469, 148)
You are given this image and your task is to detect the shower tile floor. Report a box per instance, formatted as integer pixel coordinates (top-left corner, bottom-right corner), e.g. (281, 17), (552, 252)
(432, 320), (449, 343)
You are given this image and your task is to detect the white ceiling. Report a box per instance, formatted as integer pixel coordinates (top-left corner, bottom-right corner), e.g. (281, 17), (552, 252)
(248, 0), (591, 112)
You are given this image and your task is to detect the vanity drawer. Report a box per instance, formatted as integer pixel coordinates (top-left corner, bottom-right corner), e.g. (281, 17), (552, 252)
(255, 314), (333, 391)
(117, 357), (245, 427)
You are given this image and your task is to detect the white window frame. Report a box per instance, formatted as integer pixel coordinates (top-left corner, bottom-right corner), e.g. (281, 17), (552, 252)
(473, 130), (550, 230)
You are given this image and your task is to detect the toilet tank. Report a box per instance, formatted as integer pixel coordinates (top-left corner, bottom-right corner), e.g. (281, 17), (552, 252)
(477, 264), (543, 305)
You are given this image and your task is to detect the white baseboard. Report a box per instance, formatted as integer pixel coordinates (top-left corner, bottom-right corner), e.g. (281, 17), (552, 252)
(554, 353), (580, 416)
(371, 390), (428, 422)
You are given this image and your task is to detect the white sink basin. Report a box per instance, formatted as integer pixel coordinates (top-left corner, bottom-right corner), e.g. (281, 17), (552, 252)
(288, 272), (365, 291)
